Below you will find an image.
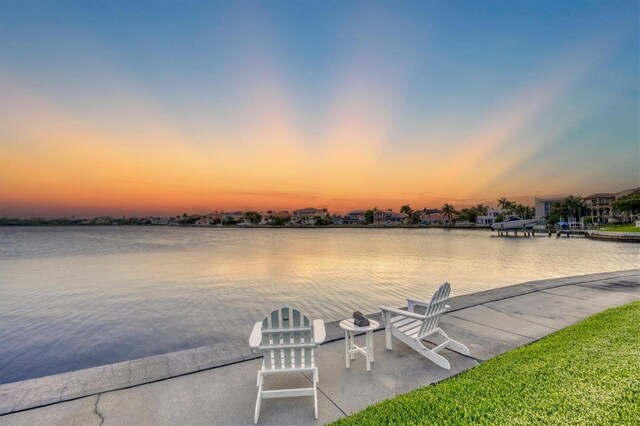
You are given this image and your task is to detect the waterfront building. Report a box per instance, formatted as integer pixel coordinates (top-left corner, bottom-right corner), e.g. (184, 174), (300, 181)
(92, 216), (113, 225)
(208, 212), (225, 223)
(421, 212), (456, 225)
(224, 211), (244, 222)
(292, 208), (328, 224)
(150, 217), (169, 225)
(195, 217), (210, 226)
(265, 211), (292, 225)
(341, 210), (366, 225)
(373, 210), (407, 226)
(584, 187), (640, 223)
(583, 193), (615, 222)
(476, 208), (504, 227)
(534, 197), (566, 218)
(258, 213), (270, 225)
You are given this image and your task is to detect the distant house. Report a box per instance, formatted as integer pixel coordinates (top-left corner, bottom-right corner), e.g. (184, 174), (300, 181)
(584, 188), (639, 223)
(373, 210), (407, 226)
(93, 216), (113, 225)
(259, 213), (270, 225)
(195, 217), (210, 226)
(388, 212), (407, 225)
(265, 210), (292, 225)
(207, 212), (224, 223)
(583, 193), (616, 222)
(292, 208), (328, 224)
(418, 209), (441, 223)
(476, 208), (504, 227)
(150, 217), (169, 225)
(342, 210), (366, 225)
(422, 212), (456, 225)
(535, 187), (639, 222)
(224, 211), (244, 222)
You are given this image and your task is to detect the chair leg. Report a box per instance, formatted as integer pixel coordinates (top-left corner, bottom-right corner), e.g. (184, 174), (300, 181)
(420, 347), (451, 369)
(313, 368), (319, 419)
(349, 332), (355, 360)
(344, 330), (350, 368)
(384, 312), (393, 350)
(437, 329), (470, 355)
(254, 372), (263, 424)
(446, 337), (470, 355)
(365, 332), (371, 372)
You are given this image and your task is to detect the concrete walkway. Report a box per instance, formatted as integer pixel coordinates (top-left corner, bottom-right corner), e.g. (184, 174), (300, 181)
(1, 270), (638, 425)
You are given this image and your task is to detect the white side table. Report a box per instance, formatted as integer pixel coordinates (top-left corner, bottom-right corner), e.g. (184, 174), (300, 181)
(339, 318), (379, 372)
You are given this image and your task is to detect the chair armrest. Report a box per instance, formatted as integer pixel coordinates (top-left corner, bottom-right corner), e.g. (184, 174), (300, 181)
(249, 321), (262, 348)
(407, 299), (451, 312)
(406, 298), (431, 312)
(313, 319), (326, 344)
(379, 305), (426, 320)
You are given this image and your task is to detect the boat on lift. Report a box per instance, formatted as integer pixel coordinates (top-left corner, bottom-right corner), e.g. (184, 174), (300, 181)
(491, 215), (541, 231)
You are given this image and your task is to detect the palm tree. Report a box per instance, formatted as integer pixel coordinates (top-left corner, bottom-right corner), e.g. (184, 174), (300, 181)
(364, 208), (376, 225)
(441, 203), (457, 223)
(563, 195), (587, 227)
(475, 204), (489, 215)
(524, 206), (535, 219)
(498, 198), (518, 215)
(400, 204), (413, 216)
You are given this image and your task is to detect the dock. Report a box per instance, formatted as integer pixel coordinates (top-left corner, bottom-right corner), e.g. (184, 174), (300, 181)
(494, 228), (552, 237)
(556, 230), (588, 238)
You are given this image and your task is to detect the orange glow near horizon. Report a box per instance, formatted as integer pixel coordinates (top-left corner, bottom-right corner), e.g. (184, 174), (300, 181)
(1, 59), (637, 218)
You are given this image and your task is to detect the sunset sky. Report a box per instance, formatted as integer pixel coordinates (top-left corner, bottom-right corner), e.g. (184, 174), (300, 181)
(1, 0), (638, 217)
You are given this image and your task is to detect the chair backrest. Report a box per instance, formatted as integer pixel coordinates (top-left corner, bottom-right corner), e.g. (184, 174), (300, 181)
(259, 306), (315, 371)
(418, 282), (451, 338)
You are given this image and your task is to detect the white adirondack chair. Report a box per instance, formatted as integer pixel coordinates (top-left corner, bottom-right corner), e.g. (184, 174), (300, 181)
(379, 282), (469, 369)
(249, 306), (326, 424)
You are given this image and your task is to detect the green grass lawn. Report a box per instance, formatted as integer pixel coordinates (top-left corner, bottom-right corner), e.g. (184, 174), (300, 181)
(598, 224), (640, 232)
(333, 301), (640, 425)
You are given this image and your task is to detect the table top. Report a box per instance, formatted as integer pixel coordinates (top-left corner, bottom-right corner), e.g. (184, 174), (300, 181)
(339, 318), (380, 332)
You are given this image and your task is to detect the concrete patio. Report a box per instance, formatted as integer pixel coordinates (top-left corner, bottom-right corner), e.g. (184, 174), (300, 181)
(1, 269), (638, 425)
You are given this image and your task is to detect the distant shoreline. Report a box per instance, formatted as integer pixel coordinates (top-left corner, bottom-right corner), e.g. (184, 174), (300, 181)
(0, 223), (492, 230)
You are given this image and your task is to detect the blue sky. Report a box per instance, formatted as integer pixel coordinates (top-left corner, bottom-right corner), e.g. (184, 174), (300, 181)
(0, 0), (638, 216)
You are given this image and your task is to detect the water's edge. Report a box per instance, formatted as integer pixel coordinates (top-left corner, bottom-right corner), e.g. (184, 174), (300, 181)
(1, 268), (638, 416)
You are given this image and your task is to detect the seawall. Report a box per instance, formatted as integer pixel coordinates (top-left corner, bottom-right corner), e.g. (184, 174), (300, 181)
(587, 230), (640, 242)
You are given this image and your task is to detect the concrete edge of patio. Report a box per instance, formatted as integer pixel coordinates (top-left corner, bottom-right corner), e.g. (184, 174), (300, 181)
(1, 268), (639, 416)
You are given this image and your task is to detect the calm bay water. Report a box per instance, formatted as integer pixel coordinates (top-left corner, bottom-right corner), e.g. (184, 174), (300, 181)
(1, 226), (638, 384)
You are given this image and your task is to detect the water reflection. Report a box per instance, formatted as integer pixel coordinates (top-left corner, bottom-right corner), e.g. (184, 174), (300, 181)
(0, 226), (638, 383)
